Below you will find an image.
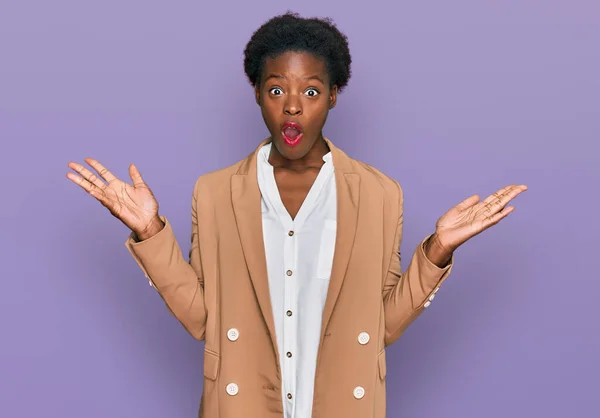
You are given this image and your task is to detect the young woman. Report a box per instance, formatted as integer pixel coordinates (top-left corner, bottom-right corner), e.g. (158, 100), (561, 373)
(66, 12), (527, 418)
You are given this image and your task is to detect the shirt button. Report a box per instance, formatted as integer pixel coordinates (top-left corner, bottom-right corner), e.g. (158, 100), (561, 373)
(424, 301), (432, 308)
(429, 293), (436, 301)
(286, 310), (293, 317)
(353, 386), (365, 399)
(287, 393), (293, 399)
(286, 351), (292, 358)
(288, 230), (294, 236)
(357, 332), (370, 345)
(286, 270), (293, 276)
(226, 383), (239, 396)
(227, 328), (239, 341)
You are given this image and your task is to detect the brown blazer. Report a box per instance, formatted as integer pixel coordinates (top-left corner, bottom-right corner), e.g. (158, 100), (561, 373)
(125, 137), (454, 418)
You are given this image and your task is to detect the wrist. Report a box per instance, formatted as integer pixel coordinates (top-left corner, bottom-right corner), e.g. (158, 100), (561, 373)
(136, 216), (164, 241)
(424, 233), (453, 268)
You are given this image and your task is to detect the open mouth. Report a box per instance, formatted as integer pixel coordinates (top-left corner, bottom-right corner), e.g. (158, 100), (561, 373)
(281, 121), (303, 146)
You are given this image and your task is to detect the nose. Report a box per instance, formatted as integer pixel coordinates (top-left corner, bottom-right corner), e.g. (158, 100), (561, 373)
(284, 94), (302, 116)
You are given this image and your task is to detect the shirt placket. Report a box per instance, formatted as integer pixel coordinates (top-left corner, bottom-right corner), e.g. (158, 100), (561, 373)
(282, 218), (297, 417)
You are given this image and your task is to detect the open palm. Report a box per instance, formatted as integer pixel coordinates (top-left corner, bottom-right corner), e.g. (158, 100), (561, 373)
(66, 158), (159, 234)
(435, 184), (528, 252)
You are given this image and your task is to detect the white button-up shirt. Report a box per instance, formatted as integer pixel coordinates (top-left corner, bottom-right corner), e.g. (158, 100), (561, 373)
(257, 141), (337, 418)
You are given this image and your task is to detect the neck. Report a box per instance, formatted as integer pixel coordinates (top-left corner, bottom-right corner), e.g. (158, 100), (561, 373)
(268, 135), (330, 171)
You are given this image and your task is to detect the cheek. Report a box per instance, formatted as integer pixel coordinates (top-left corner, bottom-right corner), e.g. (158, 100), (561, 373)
(260, 101), (278, 122)
(306, 100), (329, 125)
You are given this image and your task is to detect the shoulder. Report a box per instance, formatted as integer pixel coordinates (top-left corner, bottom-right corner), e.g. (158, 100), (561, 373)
(190, 156), (247, 199)
(343, 153), (403, 205)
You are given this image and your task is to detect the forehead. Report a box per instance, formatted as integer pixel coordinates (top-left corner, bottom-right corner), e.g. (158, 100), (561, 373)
(262, 51), (328, 81)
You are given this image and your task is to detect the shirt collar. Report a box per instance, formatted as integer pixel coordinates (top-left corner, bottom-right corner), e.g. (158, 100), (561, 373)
(259, 141), (333, 167)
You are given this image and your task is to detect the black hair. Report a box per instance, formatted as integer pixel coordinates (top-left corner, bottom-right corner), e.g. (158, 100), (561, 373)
(243, 12), (352, 92)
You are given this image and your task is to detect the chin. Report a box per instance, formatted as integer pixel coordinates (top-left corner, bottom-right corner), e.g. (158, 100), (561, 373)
(272, 135), (313, 160)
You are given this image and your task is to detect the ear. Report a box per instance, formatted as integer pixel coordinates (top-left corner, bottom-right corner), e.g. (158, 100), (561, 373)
(329, 85), (338, 109)
(254, 84), (261, 105)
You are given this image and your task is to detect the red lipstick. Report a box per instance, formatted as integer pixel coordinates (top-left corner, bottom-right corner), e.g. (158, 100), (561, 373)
(281, 121), (303, 146)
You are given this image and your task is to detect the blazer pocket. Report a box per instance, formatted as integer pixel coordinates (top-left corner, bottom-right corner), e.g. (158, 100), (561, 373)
(316, 220), (337, 280)
(203, 349), (220, 381)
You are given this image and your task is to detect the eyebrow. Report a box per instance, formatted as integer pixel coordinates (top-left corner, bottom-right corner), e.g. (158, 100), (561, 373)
(264, 74), (325, 84)
(265, 74), (284, 81)
(305, 75), (325, 84)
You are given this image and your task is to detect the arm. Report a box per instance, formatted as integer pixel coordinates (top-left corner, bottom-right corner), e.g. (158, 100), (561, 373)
(382, 183), (454, 346)
(124, 178), (207, 340)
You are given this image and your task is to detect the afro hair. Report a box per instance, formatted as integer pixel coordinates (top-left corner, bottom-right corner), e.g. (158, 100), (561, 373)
(243, 12), (352, 92)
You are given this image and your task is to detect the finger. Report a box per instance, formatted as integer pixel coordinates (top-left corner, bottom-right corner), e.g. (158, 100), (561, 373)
(482, 185), (527, 214)
(85, 158), (118, 183)
(481, 185), (515, 206)
(455, 194), (480, 210)
(485, 184), (527, 204)
(484, 205), (515, 228)
(67, 162), (107, 190)
(129, 163), (146, 188)
(66, 171), (109, 203)
(66, 171), (96, 194)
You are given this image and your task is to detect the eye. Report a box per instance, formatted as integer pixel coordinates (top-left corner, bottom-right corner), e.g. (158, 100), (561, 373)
(269, 87), (283, 95)
(305, 88), (320, 97)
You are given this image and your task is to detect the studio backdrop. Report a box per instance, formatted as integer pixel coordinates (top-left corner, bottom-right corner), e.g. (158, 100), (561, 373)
(0, 1), (597, 417)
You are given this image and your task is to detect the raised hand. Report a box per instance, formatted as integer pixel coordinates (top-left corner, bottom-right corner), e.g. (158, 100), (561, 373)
(433, 184), (528, 253)
(66, 158), (163, 240)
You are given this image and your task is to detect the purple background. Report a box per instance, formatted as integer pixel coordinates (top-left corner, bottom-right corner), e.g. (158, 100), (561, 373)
(1, 1), (598, 417)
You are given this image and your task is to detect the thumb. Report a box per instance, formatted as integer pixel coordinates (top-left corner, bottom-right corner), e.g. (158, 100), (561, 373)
(129, 163), (146, 188)
(455, 194), (480, 210)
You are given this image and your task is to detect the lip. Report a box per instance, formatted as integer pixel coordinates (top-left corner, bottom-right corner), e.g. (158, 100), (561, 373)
(282, 121), (303, 132)
(281, 121), (304, 146)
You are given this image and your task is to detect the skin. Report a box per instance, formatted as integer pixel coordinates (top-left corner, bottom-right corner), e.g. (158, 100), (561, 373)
(65, 50), (528, 265)
(255, 51), (336, 167)
(254, 51), (338, 220)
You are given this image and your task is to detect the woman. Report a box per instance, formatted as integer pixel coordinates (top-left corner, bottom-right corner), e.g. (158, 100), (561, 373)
(66, 12), (527, 418)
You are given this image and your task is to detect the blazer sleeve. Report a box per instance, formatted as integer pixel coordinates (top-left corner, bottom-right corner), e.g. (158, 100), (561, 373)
(382, 181), (454, 346)
(124, 177), (207, 340)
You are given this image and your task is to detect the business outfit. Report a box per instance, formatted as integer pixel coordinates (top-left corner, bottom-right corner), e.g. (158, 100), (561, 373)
(257, 141), (336, 418)
(125, 137), (454, 418)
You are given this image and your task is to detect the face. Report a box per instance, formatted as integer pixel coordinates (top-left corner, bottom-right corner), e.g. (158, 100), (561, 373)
(255, 51), (337, 164)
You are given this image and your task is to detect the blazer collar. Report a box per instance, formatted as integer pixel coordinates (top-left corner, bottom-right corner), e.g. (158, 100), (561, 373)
(230, 137), (360, 365)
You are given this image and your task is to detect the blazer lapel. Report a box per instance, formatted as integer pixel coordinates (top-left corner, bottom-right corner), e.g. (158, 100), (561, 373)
(320, 137), (360, 338)
(230, 138), (281, 366)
